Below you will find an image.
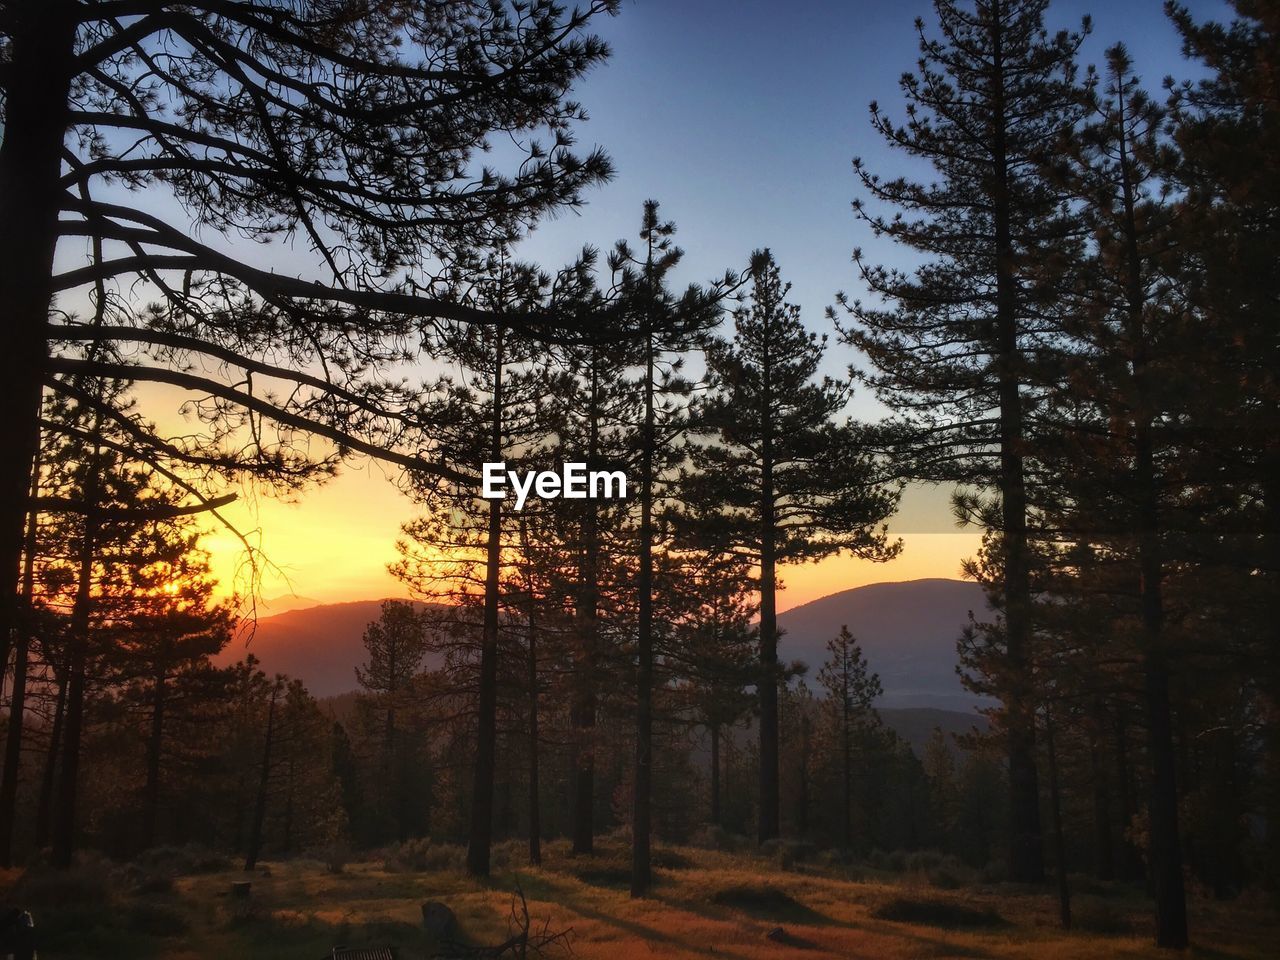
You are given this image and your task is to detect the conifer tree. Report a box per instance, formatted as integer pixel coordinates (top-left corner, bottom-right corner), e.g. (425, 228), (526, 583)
(395, 253), (584, 877)
(817, 627), (882, 850)
(1167, 0), (1280, 905)
(607, 201), (734, 894)
(692, 252), (898, 843)
(1040, 43), (1192, 946)
(355, 600), (430, 843)
(833, 0), (1088, 882)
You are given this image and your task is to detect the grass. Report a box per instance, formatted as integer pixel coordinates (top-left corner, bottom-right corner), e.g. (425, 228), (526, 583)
(1, 841), (1276, 959)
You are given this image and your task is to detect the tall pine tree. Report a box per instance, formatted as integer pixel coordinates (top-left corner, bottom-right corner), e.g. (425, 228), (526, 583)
(833, 0), (1088, 881)
(692, 252), (898, 843)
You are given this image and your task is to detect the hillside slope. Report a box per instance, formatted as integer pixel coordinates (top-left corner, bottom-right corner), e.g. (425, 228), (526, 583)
(222, 579), (992, 709)
(777, 578), (991, 711)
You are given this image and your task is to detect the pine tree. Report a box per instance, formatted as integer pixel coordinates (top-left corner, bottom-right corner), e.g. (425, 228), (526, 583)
(395, 252), (583, 877)
(817, 627), (883, 850)
(691, 252), (898, 843)
(1167, 0), (1280, 907)
(1039, 43), (1191, 946)
(607, 201), (732, 895)
(355, 600), (430, 844)
(833, 0), (1088, 882)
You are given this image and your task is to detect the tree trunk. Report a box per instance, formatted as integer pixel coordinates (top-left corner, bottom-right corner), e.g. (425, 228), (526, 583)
(572, 353), (601, 856)
(1113, 709), (1144, 882)
(709, 723), (721, 827)
(631, 323), (654, 898)
(1045, 707), (1072, 929)
(526, 606), (541, 867)
(842, 703), (852, 850)
(467, 326), (505, 879)
(1089, 703), (1115, 882)
(0, 3), (76, 697)
(989, 10), (1044, 884)
(244, 684), (279, 871)
(758, 318), (779, 844)
(142, 670), (167, 849)
(51, 495), (98, 869)
(35, 667), (68, 850)
(758, 535), (779, 844)
(0, 468), (40, 866)
(1118, 90), (1188, 945)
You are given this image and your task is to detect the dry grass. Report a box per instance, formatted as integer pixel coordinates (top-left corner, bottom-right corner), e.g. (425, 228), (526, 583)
(2, 841), (1276, 959)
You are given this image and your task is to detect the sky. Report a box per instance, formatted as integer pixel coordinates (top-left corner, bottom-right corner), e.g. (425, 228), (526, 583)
(193, 0), (1231, 613)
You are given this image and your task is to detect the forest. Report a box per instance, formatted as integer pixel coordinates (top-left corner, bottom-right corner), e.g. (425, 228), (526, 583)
(0, 0), (1278, 957)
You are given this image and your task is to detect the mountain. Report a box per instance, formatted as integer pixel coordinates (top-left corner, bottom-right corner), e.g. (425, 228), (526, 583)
(216, 598), (439, 697)
(221, 579), (992, 709)
(777, 578), (992, 711)
(256, 594), (323, 615)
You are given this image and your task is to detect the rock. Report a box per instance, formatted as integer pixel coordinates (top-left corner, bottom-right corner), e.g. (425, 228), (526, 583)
(765, 926), (787, 943)
(421, 901), (457, 938)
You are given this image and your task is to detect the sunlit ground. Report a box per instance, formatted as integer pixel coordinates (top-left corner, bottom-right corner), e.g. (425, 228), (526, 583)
(6, 838), (1275, 959)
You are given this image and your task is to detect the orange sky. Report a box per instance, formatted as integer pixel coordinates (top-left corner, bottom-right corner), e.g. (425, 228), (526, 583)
(201, 466), (981, 614)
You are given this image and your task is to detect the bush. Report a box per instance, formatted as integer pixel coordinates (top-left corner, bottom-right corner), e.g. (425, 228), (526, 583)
(321, 842), (352, 874)
(815, 848), (851, 869)
(760, 838), (816, 870)
(689, 825), (749, 853)
(135, 844), (231, 876)
(651, 848), (693, 870)
(382, 839), (466, 873)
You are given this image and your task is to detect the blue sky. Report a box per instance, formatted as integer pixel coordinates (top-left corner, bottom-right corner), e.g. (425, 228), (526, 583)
(517, 0), (1230, 376)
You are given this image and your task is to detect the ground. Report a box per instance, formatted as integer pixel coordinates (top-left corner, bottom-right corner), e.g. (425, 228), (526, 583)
(2, 840), (1276, 959)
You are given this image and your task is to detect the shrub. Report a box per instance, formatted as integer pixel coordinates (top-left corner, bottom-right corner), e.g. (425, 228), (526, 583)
(761, 838), (816, 870)
(135, 844), (231, 876)
(651, 848), (693, 870)
(382, 839), (466, 873)
(321, 842), (352, 874)
(689, 825), (749, 853)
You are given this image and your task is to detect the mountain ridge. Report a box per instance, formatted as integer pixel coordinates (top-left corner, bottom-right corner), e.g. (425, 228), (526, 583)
(219, 578), (991, 710)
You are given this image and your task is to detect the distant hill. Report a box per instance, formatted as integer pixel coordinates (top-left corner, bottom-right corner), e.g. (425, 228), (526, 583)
(216, 599), (442, 697)
(777, 578), (992, 712)
(879, 706), (988, 756)
(222, 579), (993, 710)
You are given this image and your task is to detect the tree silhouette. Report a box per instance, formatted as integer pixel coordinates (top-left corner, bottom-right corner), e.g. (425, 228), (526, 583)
(607, 200), (733, 895)
(355, 600), (430, 844)
(0, 0), (620, 685)
(833, 0), (1088, 883)
(691, 252), (898, 843)
(817, 626), (882, 850)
